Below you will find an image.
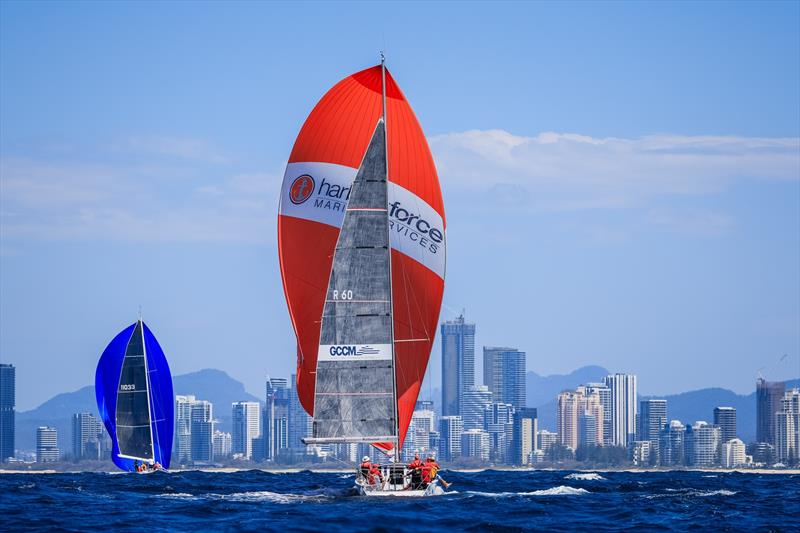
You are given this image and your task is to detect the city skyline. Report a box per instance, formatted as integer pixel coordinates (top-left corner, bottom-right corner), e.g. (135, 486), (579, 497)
(2, 2), (799, 411)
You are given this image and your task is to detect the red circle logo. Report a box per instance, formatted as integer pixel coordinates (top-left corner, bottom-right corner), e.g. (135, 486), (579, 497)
(289, 174), (315, 205)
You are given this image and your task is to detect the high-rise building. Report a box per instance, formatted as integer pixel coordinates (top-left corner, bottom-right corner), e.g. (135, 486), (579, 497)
(713, 407), (737, 443)
(71, 412), (103, 461)
(264, 377), (290, 461)
(441, 315), (475, 417)
(174, 395), (196, 464)
(721, 438), (747, 468)
(404, 407), (436, 460)
(774, 388), (799, 464)
(439, 416), (463, 461)
(557, 386), (603, 451)
(484, 402), (514, 463)
(461, 385), (492, 430)
(756, 378), (785, 446)
(586, 382), (612, 445)
(605, 374), (638, 446)
(232, 401), (261, 460)
(212, 430), (232, 458)
(190, 400), (214, 463)
(557, 390), (581, 451)
(0, 363), (15, 462)
(36, 426), (59, 463)
(638, 399), (667, 464)
(659, 420), (686, 467)
(461, 429), (490, 461)
(686, 421), (721, 467)
(511, 407), (538, 466)
(482, 347), (526, 408)
(537, 429), (557, 453)
(288, 374), (310, 455)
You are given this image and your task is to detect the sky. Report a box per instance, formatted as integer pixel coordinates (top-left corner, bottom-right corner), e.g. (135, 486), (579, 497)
(1, 1), (798, 410)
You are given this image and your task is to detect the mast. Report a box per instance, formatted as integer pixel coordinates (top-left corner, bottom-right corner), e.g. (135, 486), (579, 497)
(382, 51), (401, 463)
(140, 320), (157, 464)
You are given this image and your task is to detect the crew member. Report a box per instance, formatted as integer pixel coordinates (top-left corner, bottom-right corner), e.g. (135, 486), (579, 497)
(360, 456), (383, 486)
(421, 455), (440, 488)
(407, 453), (423, 489)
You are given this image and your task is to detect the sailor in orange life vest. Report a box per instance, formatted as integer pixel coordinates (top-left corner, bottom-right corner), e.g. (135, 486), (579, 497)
(406, 453), (423, 489)
(359, 456), (384, 486)
(420, 454), (451, 489)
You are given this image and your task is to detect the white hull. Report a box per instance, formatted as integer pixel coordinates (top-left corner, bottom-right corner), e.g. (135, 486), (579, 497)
(357, 478), (445, 497)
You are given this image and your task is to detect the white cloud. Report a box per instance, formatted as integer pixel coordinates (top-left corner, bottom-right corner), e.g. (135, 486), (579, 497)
(0, 151), (281, 245)
(430, 130), (800, 211)
(2, 130), (797, 245)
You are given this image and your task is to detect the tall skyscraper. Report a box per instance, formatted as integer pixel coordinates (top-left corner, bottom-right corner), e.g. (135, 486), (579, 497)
(264, 377), (290, 461)
(659, 420), (686, 466)
(174, 395), (196, 464)
(461, 385), (492, 430)
(36, 426), (59, 463)
(232, 401), (261, 460)
(71, 412), (103, 461)
(713, 406), (737, 443)
(638, 399), (667, 463)
(586, 382), (612, 445)
(441, 315), (475, 417)
(511, 407), (538, 466)
(439, 416), (463, 461)
(774, 388), (799, 464)
(190, 400), (214, 463)
(756, 378), (785, 445)
(605, 373), (638, 446)
(0, 364), (15, 462)
(557, 390), (580, 451)
(483, 347), (526, 408)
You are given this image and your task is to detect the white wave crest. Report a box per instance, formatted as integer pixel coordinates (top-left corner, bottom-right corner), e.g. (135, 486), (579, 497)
(211, 491), (329, 504)
(521, 486), (590, 496)
(693, 489), (737, 497)
(468, 486), (589, 498)
(564, 473), (606, 481)
(158, 493), (197, 500)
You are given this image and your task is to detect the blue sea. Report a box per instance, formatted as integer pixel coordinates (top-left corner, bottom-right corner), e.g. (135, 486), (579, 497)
(2, 469), (798, 531)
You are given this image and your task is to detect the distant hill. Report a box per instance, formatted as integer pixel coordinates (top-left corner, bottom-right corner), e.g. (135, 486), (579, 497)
(527, 365), (610, 408)
(15, 369), (260, 452)
(534, 376), (800, 442)
(642, 379), (799, 443)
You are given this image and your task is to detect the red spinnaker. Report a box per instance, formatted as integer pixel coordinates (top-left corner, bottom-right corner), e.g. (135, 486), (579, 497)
(278, 65), (445, 451)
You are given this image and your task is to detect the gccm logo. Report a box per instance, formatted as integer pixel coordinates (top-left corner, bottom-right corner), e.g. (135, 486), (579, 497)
(329, 345), (358, 356)
(289, 174), (315, 205)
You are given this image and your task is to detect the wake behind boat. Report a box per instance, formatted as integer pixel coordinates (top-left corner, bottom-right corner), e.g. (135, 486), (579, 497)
(95, 319), (174, 473)
(278, 55), (447, 496)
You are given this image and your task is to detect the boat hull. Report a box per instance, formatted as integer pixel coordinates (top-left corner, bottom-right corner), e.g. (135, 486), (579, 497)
(357, 479), (445, 497)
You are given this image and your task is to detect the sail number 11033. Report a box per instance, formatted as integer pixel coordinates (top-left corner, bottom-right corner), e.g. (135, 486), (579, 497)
(332, 290), (353, 300)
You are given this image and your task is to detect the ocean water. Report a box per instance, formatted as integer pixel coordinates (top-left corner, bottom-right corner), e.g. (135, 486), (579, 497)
(2, 469), (798, 532)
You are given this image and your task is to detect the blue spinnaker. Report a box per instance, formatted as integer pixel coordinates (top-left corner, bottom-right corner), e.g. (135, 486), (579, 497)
(95, 321), (174, 471)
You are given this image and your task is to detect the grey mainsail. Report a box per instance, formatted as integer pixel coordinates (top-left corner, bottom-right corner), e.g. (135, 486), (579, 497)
(309, 120), (397, 444)
(115, 320), (155, 460)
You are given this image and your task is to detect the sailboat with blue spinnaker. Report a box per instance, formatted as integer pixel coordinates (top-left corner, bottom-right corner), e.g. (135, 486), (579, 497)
(95, 319), (174, 472)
